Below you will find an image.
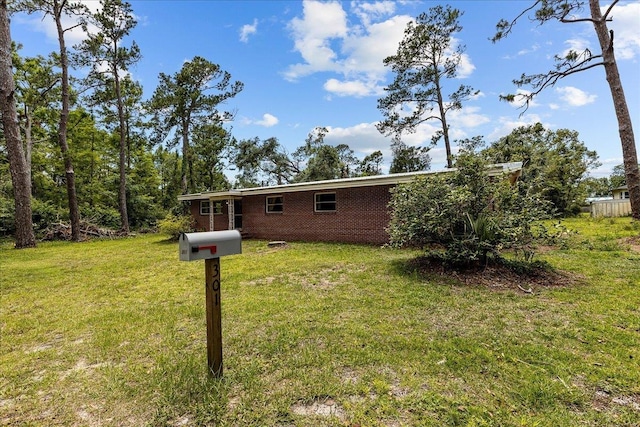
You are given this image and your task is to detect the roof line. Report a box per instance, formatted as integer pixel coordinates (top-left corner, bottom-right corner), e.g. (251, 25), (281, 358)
(178, 162), (523, 201)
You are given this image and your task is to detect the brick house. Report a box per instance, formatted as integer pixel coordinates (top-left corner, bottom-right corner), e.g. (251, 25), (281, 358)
(178, 162), (522, 245)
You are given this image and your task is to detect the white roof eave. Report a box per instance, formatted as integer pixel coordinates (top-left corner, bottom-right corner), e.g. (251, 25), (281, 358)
(177, 162), (523, 200)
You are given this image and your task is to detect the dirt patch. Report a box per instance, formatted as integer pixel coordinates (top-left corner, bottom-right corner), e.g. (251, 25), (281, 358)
(406, 257), (584, 293)
(291, 397), (346, 420)
(621, 236), (640, 253)
(593, 390), (640, 413)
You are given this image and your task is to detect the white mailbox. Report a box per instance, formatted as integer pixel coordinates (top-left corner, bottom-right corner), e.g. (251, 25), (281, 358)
(179, 230), (242, 261)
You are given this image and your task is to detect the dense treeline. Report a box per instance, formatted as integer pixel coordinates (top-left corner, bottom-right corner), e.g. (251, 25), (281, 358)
(1, 0), (628, 241)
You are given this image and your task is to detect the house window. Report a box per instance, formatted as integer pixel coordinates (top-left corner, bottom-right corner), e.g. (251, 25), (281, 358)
(200, 200), (223, 215)
(266, 195), (283, 213)
(315, 192), (336, 212)
(623, 191), (630, 199)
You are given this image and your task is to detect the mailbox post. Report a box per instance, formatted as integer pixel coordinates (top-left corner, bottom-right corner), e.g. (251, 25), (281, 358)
(179, 230), (241, 377)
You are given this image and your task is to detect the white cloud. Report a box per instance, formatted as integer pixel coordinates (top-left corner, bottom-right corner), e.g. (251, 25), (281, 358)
(323, 122), (393, 171)
(341, 14), (412, 79)
(284, 0), (348, 80)
(606, 2), (640, 60)
(322, 115), (483, 171)
(517, 43), (540, 56)
(560, 38), (591, 59)
(456, 53), (475, 79)
(351, 1), (397, 27)
(285, 1), (475, 97)
(323, 78), (383, 97)
(487, 114), (549, 141)
(14, 1), (104, 46)
(239, 19), (258, 43)
(448, 106), (491, 129)
(590, 157), (624, 177)
(448, 37), (475, 78)
(556, 86), (597, 107)
(255, 113), (279, 127)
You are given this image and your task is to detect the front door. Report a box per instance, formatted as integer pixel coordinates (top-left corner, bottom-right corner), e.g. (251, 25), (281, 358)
(234, 199), (243, 229)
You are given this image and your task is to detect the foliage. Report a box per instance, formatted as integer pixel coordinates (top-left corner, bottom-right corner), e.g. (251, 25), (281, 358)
(610, 163), (635, 189)
(73, 0), (141, 233)
(81, 204), (120, 229)
(190, 122), (231, 192)
(387, 141), (551, 267)
(356, 150), (384, 176)
(232, 128), (377, 186)
(0, 192), (15, 235)
(153, 146), (182, 211)
(292, 127), (348, 182)
(148, 56), (243, 194)
(31, 198), (65, 232)
(232, 136), (299, 187)
(491, 0), (639, 220)
(1, 2), (37, 247)
(157, 213), (194, 240)
(14, 0), (92, 242)
(482, 123), (600, 216)
(389, 140), (430, 173)
(378, 5), (478, 168)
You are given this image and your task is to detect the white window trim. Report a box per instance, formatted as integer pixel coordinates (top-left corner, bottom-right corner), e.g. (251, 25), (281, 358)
(266, 195), (284, 213)
(200, 200), (211, 216)
(201, 200), (223, 215)
(314, 192), (336, 212)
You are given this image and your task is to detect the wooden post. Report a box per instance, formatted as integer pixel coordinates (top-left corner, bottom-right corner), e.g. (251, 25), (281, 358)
(204, 257), (223, 377)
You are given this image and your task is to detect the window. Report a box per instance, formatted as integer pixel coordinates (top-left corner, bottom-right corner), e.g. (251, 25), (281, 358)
(200, 200), (223, 215)
(315, 192), (336, 212)
(266, 195), (283, 213)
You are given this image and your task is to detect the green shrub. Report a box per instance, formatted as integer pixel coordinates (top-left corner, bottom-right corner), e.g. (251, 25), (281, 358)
(81, 205), (121, 230)
(0, 195), (15, 235)
(31, 199), (65, 233)
(157, 214), (194, 240)
(387, 142), (552, 267)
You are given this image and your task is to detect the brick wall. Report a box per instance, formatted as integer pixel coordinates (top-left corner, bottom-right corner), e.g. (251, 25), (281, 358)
(241, 185), (393, 244)
(187, 200), (230, 231)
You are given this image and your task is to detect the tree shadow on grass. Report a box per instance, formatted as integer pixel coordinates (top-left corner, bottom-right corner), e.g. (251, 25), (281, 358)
(391, 254), (584, 293)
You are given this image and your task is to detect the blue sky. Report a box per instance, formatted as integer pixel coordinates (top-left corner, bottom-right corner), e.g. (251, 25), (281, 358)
(9, 0), (640, 178)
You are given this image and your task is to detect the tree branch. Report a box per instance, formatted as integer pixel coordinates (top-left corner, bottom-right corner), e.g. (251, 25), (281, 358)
(491, 0), (541, 42)
(560, 17), (595, 23)
(602, 0), (619, 21)
(62, 21), (83, 34)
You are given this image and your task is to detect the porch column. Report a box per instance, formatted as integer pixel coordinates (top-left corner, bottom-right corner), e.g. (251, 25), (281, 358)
(209, 200), (214, 231)
(227, 198), (235, 230)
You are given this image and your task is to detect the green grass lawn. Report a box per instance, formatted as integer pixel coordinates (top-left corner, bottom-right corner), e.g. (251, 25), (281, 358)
(1, 216), (639, 426)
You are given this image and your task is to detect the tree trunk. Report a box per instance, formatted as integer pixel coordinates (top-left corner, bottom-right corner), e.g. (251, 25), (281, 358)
(0, 0), (36, 248)
(54, 0), (81, 240)
(23, 107), (33, 194)
(590, 0), (640, 220)
(114, 60), (129, 233)
(181, 120), (190, 194)
(436, 77), (453, 168)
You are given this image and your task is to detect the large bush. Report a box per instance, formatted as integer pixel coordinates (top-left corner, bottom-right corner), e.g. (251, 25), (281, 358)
(387, 144), (551, 267)
(157, 214), (194, 241)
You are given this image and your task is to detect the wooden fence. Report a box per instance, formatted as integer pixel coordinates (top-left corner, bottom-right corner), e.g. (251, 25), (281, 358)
(590, 199), (632, 217)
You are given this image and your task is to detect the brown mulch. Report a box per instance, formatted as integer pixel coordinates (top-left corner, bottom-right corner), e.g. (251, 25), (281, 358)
(407, 256), (584, 293)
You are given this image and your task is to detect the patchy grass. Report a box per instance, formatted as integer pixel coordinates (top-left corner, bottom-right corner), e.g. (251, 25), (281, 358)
(1, 216), (639, 426)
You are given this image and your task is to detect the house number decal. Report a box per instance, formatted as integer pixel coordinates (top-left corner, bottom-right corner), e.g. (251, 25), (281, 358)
(212, 279), (220, 305)
(210, 261), (221, 306)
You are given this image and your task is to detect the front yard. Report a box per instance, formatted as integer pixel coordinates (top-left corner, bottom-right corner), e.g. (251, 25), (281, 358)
(1, 216), (639, 426)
